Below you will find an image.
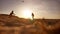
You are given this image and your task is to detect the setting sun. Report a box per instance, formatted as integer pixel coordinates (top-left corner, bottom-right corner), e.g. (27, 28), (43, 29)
(22, 8), (32, 19)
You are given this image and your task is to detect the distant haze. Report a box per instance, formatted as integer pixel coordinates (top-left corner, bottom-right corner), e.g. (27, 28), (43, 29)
(0, 0), (60, 19)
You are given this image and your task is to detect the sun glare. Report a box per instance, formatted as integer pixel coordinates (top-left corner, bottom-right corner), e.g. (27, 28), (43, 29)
(22, 8), (32, 19)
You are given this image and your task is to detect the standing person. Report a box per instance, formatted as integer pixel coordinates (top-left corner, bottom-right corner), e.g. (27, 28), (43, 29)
(32, 13), (34, 20)
(31, 13), (34, 24)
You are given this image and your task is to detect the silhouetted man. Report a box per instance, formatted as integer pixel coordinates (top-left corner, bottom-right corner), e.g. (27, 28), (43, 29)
(32, 13), (34, 20)
(9, 11), (14, 16)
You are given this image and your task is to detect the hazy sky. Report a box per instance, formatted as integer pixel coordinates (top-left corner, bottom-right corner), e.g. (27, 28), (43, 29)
(0, 0), (60, 19)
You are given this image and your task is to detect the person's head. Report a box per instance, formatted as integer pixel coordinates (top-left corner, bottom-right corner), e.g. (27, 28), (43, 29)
(32, 13), (34, 17)
(12, 11), (14, 13)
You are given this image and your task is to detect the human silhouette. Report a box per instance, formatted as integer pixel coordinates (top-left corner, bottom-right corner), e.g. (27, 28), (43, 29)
(9, 11), (14, 16)
(32, 13), (34, 20)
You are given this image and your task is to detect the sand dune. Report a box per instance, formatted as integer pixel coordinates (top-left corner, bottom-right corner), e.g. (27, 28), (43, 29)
(0, 14), (60, 34)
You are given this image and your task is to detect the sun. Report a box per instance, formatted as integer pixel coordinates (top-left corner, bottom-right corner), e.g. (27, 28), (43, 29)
(22, 8), (32, 19)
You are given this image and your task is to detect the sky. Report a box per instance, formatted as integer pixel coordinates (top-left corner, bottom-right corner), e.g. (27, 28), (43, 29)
(0, 0), (60, 19)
